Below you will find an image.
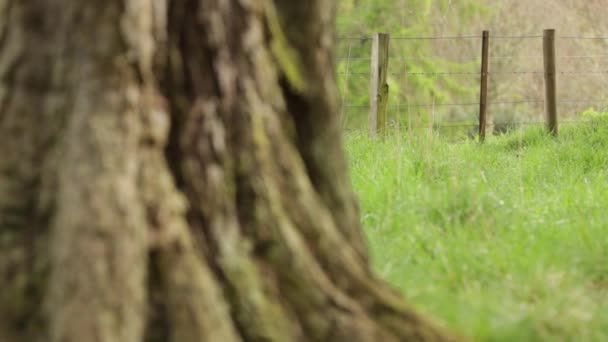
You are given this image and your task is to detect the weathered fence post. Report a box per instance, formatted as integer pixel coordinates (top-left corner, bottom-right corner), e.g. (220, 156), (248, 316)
(543, 29), (558, 135)
(478, 30), (490, 142)
(370, 33), (390, 137)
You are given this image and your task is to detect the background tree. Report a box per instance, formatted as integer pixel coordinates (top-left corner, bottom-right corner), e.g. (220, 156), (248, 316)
(0, 1), (458, 341)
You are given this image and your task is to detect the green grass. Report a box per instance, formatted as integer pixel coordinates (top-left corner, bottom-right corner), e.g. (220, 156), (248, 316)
(345, 118), (608, 341)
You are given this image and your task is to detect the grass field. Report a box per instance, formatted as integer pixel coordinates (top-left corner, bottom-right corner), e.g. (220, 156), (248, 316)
(346, 117), (608, 341)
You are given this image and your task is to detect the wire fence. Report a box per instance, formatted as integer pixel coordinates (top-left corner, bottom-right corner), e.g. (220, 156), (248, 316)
(336, 31), (608, 137)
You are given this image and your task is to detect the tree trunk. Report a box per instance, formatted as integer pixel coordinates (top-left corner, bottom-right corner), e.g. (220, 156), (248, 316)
(0, 1), (460, 341)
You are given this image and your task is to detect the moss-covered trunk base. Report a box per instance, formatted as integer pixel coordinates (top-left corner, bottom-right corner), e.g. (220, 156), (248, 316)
(0, 1), (460, 341)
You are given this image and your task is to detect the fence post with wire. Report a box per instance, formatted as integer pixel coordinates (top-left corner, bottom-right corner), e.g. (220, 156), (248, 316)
(543, 29), (558, 135)
(369, 33), (390, 137)
(479, 30), (490, 142)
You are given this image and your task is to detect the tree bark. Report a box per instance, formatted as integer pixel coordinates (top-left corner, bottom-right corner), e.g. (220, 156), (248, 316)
(0, 1), (460, 341)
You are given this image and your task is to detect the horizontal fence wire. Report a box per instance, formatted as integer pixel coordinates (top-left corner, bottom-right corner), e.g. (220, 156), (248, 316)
(400, 102), (479, 108)
(559, 99), (608, 103)
(389, 35), (482, 40)
(390, 56), (481, 61)
(490, 71), (543, 74)
(492, 100), (544, 104)
(336, 56), (482, 61)
(409, 72), (475, 76)
(559, 36), (608, 40)
(560, 71), (608, 74)
(392, 72), (481, 76)
(337, 57), (371, 60)
(491, 55), (608, 59)
(337, 36), (371, 40)
(490, 35), (543, 39)
(342, 104), (480, 108)
(490, 55), (542, 60)
(337, 72), (481, 76)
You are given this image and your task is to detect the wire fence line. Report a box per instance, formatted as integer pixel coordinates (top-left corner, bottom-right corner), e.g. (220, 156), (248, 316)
(338, 71), (608, 76)
(338, 71), (483, 76)
(559, 36), (608, 40)
(336, 31), (608, 136)
(337, 35), (608, 40)
(337, 54), (608, 60)
(394, 120), (585, 129)
(344, 99), (608, 109)
(337, 34), (548, 40)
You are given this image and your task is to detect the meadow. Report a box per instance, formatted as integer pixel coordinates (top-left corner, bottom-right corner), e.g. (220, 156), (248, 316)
(346, 117), (608, 341)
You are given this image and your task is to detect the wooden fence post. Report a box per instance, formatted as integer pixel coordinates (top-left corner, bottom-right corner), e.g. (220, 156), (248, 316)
(543, 29), (558, 135)
(478, 30), (490, 142)
(370, 33), (390, 137)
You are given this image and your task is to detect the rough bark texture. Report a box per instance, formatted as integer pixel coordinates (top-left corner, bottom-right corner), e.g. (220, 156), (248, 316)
(0, 1), (461, 341)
